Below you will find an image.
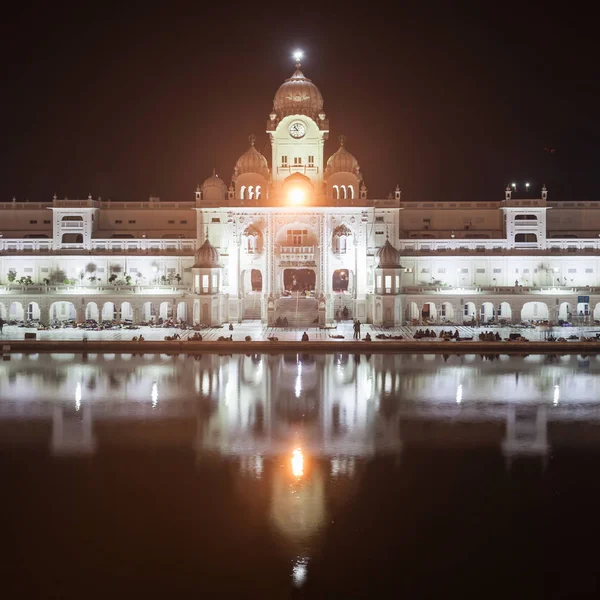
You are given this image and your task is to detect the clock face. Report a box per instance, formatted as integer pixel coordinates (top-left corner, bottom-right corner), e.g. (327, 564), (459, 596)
(289, 122), (306, 139)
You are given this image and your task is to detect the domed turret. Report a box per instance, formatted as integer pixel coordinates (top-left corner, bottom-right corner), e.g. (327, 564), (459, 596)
(233, 136), (270, 179)
(376, 239), (401, 268)
(201, 170), (227, 204)
(194, 232), (221, 268)
(273, 59), (324, 120)
(325, 136), (361, 178)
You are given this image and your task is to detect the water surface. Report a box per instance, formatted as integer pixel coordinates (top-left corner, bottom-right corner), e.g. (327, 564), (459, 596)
(2, 352), (600, 598)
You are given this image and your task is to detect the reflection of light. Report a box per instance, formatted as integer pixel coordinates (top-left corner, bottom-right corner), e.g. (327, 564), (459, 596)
(365, 377), (373, 400)
(456, 384), (463, 404)
(289, 188), (305, 205)
(553, 385), (560, 406)
(293, 49), (303, 62)
(151, 381), (158, 408)
(292, 556), (309, 587)
(295, 361), (302, 398)
(291, 448), (304, 477)
(75, 382), (81, 411)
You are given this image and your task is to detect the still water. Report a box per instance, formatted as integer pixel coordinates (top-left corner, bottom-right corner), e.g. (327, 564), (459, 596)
(2, 352), (600, 598)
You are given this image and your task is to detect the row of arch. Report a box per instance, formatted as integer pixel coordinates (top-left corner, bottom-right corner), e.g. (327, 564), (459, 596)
(0, 301), (189, 323)
(240, 185), (262, 200)
(332, 184), (355, 200)
(405, 300), (598, 324)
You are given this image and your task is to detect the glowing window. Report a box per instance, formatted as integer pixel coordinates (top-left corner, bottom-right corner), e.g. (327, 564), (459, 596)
(333, 185), (339, 199)
(255, 185), (261, 199)
(240, 185), (246, 200)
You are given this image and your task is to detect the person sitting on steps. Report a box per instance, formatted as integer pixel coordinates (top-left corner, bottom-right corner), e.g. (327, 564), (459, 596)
(301, 331), (309, 342)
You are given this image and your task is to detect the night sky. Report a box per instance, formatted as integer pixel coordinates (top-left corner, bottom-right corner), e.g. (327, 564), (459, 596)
(1, 4), (598, 203)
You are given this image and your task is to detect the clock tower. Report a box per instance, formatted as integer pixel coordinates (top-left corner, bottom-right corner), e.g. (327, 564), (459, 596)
(267, 52), (329, 187)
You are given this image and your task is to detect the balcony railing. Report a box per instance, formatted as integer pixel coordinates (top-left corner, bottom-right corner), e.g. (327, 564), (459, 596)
(0, 238), (197, 254)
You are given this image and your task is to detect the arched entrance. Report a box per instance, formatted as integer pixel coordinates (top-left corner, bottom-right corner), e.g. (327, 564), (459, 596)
(421, 302), (437, 323)
(9, 301), (25, 321)
(121, 302), (133, 322)
(0, 303), (7, 319)
(101, 302), (115, 322)
(86, 302), (99, 321)
(27, 302), (41, 321)
(498, 302), (512, 322)
(176, 302), (187, 323)
(521, 301), (549, 322)
(480, 302), (495, 324)
(143, 302), (155, 322)
(463, 302), (476, 323)
(283, 269), (316, 294)
(332, 269), (349, 293)
(440, 302), (454, 322)
(49, 301), (76, 322)
(405, 301), (419, 324)
(558, 302), (571, 322)
(159, 302), (173, 322)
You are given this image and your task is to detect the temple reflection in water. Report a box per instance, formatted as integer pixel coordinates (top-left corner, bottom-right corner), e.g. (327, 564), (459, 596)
(3, 351), (600, 588)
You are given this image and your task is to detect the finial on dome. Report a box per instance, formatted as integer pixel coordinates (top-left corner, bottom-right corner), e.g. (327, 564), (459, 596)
(248, 134), (256, 146)
(293, 49), (303, 69)
(205, 226), (209, 241)
(339, 134), (346, 147)
(212, 168), (216, 177)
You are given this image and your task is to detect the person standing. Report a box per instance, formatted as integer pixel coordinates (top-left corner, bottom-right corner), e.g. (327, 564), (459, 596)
(357, 320), (361, 339)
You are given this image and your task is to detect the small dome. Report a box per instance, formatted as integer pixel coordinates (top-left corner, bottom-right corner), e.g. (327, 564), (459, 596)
(376, 239), (400, 268)
(201, 171), (227, 193)
(234, 136), (270, 179)
(194, 235), (221, 268)
(325, 137), (361, 178)
(273, 62), (324, 119)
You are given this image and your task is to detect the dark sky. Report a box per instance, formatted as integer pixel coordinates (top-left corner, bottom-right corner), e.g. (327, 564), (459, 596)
(1, 3), (598, 203)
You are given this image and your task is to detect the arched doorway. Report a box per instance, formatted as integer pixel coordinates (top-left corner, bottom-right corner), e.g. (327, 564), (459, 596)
(421, 302), (437, 323)
(405, 301), (419, 324)
(521, 301), (549, 322)
(558, 302), (571, 322)
(283, 269), (316, 294)
(480, 302), (495, 324)
(332, 269), (349, 293)
(463, 302), (476, 323)
(143, 302), (155, 322)
(0, 303), (7, 320)
(498, 302), (512, 322)
(440, 302), (454, 322)
(159, 302), (173, 321)
(27, 302), (41, 321)
(101, 302), (115, 322)
(176, 302), (187, 322)
(121, 302), (133, 322)
(9, 301), (25, 321)
(49, 301), (76, 322)
(86, 302), (99, 321)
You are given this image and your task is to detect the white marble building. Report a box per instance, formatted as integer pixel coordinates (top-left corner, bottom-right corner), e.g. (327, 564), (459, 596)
(1, 55), (600, 326)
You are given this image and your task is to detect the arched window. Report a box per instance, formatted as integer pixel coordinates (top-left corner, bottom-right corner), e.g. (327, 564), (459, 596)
(332, 224), (352, 254)
(333, 185), (339, 199)
(248, 186), (254, 200)
(341, 185), (347, 199)
(255, 185), (261, 200)
(515, 214), (538, 221)
(348, 185), (354, 199)
(240, 185), (246, 200)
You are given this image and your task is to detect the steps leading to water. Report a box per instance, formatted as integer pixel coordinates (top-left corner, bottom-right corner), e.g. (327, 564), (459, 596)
(276, 297), (318, 326)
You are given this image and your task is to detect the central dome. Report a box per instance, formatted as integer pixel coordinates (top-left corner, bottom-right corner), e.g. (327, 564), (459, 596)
(273, 62), (324, 120)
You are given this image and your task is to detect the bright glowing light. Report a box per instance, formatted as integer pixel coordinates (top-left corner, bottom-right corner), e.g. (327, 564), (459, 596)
(291, 448), (304, 477)
(511, 182), (516, 188)
(553, 385), (560, 406)
(295, 361), (302, 398)
(525, 182), (530, 187)
(292, 556), (309, 587)
(293, 49), (303, 62)
(456, 384), (463, 404)
(289, 188), (305, 205)
(75, 382), (81, 411)
(151, 381), (158, 408)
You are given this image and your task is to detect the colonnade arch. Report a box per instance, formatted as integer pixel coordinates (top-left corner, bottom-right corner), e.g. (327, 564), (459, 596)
(521, 301), (549, 322)
(49, 301), (76, 322)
